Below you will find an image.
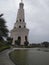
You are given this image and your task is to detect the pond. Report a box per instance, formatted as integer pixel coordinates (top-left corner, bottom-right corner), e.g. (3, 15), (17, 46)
(10, 48), (49, 65)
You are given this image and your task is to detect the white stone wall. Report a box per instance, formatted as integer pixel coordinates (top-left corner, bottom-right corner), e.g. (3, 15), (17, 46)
(14, 22), (26, 28)
(10, 28), (29, 45)
(17, 9), (25, 21)
(10, 2), (29, 45)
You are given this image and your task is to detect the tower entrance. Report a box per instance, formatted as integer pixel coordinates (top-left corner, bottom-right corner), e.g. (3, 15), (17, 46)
(18, 36), (21, 45)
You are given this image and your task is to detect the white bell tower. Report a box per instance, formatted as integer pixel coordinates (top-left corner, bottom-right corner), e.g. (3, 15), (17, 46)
(10, 0), (29, 45)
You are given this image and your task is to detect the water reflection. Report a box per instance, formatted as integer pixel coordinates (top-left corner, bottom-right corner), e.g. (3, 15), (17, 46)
(13, 49), (28, 65)
(11, 48), (49, 65)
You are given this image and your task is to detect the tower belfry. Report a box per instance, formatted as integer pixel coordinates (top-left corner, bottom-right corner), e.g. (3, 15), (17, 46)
(10, 1), (29, 45)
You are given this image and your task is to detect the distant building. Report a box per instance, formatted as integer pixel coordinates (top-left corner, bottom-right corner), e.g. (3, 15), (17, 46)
(10, 0), (29, 45)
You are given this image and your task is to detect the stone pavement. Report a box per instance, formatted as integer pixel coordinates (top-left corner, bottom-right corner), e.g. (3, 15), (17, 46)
(0, 49), (15, 65)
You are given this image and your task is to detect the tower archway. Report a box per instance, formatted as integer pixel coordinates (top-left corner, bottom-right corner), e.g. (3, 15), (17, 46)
(18, 36), (21, 45)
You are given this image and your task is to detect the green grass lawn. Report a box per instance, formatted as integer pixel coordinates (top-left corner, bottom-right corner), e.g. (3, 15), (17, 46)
(0, 42), (10, 52)
(0, 45), (10, 52)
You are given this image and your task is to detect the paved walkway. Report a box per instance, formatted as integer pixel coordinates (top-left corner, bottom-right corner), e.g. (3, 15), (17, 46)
(0, 48), (15, 65)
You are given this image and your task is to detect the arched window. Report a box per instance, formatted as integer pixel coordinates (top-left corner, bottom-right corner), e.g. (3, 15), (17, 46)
(19, 26), (21, 28)
(20, 19), (21, 22)
(24, 26), (25, 28)
(23, 19), (24, 22)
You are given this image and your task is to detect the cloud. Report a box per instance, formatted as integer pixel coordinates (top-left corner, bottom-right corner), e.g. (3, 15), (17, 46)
(0, 0), (49, 43)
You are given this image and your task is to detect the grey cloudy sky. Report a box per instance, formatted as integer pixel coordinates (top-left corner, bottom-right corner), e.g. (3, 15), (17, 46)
(0, 0), (49, 43)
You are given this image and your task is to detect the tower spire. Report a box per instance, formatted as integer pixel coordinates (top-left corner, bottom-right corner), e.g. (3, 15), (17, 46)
(21, 0), (23, 2)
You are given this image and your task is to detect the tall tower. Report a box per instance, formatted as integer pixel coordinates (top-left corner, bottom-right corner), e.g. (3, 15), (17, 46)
(10, 0), (29, 45)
